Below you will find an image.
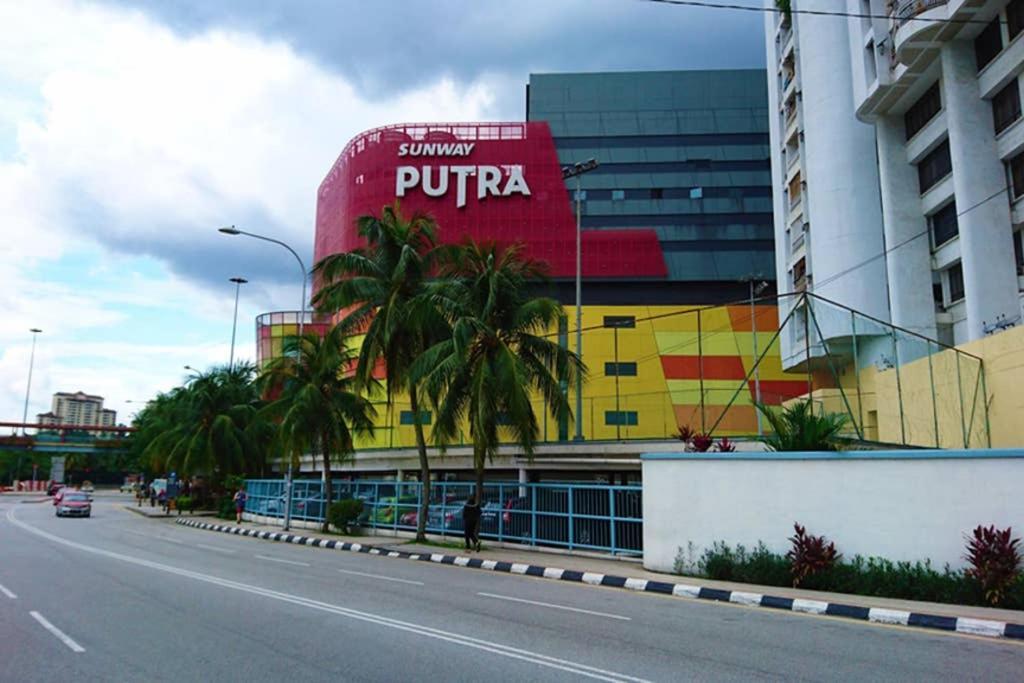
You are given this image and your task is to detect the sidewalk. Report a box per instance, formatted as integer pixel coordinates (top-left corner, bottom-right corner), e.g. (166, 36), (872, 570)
(122, 504), (216, 519)
(169, 516), (1024, 639)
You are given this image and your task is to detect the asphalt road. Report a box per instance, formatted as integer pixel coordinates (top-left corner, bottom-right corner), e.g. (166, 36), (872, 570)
(1, 493), (1021, 682)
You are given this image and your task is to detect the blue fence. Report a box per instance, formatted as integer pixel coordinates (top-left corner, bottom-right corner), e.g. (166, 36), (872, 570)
(244, 479), (643, 555)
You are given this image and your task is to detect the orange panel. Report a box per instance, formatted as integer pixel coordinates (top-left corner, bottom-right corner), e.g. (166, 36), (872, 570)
(727, 305), (779, 332)
(672, 404), (759, 433)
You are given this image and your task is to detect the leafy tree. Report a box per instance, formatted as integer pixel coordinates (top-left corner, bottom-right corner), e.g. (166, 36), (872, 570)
(413, 240), (584, 503)
(312, 201), (448, 540)
(755, 400), (849, 451)
(259, 327), (376, 532)
(139, 363), (268, 488)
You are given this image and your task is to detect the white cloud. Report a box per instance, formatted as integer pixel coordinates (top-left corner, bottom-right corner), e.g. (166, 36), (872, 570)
(0, 0), (498, 426)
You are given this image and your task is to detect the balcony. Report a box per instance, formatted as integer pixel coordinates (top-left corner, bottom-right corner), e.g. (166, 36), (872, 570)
(891, 0), (947, 29)
(889, 0), (961, 69)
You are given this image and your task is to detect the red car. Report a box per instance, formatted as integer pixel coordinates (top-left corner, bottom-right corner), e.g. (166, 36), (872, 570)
(55, 491), (92, 518)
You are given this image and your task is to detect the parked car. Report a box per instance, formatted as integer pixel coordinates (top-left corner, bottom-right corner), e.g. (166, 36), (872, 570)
(55, 491), (92, 518)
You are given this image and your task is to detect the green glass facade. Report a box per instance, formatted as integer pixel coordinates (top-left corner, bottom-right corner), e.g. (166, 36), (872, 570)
(527, 70), (774, 302)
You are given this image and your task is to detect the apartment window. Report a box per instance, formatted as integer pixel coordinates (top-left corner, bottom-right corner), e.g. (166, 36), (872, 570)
(947, 263), (965, 303)
(605, 362), (638, 377)
(904, 82), (941, 140)
(399, 410), (431, 425)
(1010, 150), (1024, 198)
(611, 189), (625, 201)
(975, 18), (1003, 71)
(993, 79), (1022, 134)
(605, 411), (638, 426)
(573, 189), (587, 201)
(651, 188), (663, 200)
(603, 315), (636, 328)
(1014, 230), (1024, 275)
(917, 139), (952, 193)
(1009, 0), (1024, 40)
(929, 202), (959, 247)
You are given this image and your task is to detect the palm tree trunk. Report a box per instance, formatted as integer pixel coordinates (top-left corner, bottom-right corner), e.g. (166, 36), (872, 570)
(409, 387), (431, 542)
(321, 433), (333, 534)
(474, 445), (485, 506)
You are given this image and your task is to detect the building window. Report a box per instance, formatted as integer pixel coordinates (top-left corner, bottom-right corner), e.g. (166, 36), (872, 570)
(399, 410), (431, 425)
(603, 315), (636, 328)
(611, 189), (625, 201)
(929, 202), (959, 247)
(904, 82), (941, 140)
(1009, 0), (1024, 41)
(1014, 230), (1024, 275)
(651, 188), (663, 200)
(689, 187), (704, 200)
(917, 139), (952, 194)
(573, 189), (587, 201)
(605, 362), (638, 377)
(975, 18), (1003, 71)
(947, 263), (965, 303)
(605, 411), (638, 426)
(1009, 150), (1024, 198)
(993, 79), (1022, 134)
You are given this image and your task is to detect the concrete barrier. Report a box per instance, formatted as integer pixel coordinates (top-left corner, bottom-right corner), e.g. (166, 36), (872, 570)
(641, 449), (1024, 573)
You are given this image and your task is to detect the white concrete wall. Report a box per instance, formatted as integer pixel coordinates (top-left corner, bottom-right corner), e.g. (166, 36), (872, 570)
(642, 451), (1024, 573)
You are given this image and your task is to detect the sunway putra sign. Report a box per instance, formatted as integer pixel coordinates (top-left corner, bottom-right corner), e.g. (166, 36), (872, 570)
(395, 142), (530, 208)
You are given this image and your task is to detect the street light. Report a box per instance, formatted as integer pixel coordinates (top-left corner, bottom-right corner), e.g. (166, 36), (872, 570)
(745, 277), (770, 436)
(219, 225), (308, 531)
(561, 159), (599, 441)
(228, 276), (249, 370)
(20, 328), (42, 436)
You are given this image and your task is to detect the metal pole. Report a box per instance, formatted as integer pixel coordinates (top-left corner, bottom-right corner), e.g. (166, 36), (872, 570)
(926, 341), (940, 448)
(980, 360), (992, 448)
(750, 281), (762, 435)
(574, 174), (584, 441)
(955, 352), (967, 448)
(614, 326), (621, 441)
(697, 310), (705, 432)
(850, 311), (865, 436)
(20, 329), (42, 436)
(892, 330), (907, 446)
(228, 277), (247, 370)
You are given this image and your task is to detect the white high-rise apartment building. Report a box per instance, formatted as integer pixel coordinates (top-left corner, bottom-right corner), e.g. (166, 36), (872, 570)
(45, 391), (116, 428)
(766, 0), (1024, 359)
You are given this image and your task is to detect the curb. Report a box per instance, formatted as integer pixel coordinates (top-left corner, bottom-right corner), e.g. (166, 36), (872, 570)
(174, 518), (1024, 641)
(121, 505), (216, 519)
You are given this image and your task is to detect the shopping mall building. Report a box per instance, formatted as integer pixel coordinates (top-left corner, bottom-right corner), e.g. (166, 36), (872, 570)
(253, 68), (1015, 475)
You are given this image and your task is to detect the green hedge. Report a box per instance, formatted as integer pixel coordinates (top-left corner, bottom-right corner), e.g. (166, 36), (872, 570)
(675, 541), (1024, 610)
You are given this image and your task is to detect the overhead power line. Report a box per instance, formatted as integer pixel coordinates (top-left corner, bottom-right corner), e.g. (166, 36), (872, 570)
(637, 0), (996, 25)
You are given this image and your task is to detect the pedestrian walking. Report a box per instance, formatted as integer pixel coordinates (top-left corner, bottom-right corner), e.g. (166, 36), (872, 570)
(462, 495), (482, 552)
(233, 485), (247, 524)
(149, 485), (157, 508)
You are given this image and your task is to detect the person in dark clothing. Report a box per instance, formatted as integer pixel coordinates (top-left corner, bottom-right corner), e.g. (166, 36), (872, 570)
(462, 497), (482, 551)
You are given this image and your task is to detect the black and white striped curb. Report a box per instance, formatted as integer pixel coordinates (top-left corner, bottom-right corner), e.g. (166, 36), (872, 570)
(175, 518), (1024, 641)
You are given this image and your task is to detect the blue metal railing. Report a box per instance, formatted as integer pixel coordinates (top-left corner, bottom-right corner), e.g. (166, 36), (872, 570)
(243, 479), (643, 555)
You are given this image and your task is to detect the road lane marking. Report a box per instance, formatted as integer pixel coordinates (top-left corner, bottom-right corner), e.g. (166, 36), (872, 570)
(477, 592), (632, 621)
(337, 568), (424, 586)
(196, 543), (235, 554)
(121, 529), (186, 545)
(30, 611), (85, 653)
(256, 554), (310, 567)
(7, 508), (645, 683)
(0, 583), (16, 599)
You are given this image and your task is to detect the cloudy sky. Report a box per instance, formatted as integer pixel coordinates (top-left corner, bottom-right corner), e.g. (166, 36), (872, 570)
(0, 0), (764, 426)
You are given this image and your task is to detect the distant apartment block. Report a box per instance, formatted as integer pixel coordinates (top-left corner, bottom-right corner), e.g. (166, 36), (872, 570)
(39, 391), (117, 428)
(765, 0), (1024, 360)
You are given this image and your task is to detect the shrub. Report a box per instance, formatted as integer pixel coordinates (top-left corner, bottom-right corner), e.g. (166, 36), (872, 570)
(327, 498), (364, 533)
(756, 401), (849, 451)
(675, 425), (696, 443)
(175, 496), (192, 515)
(216, 496), (235, 520)
(715, 437), (736, 453)
(964, 525), (1022, 606)
(787, 523), (840, 587)
(690, 433), (714, 452)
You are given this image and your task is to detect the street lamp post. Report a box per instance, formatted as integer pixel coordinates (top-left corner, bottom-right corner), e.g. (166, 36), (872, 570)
(228, 277), (248, 370)
(561, 159), (599, 442)
(746, 278), (769, 436)
(219, 226), (307, 531)
(20, 328), (42, 436)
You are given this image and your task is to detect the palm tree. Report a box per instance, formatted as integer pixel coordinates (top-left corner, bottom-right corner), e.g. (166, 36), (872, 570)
(259, 326), (376, 532)
(414, 240), (585, 504)
(312, 201), (447, 540)
(755, 400), (850, 451)
(142, 364), (267, 486)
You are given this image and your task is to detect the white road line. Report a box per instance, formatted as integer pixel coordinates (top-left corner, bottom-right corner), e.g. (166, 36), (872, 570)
(196, 543), (235, 554)
(30, 611), (85, 653)
(8, 508), (648, 683)
(477, 592), (632, 621)
(256, 554), (310, 567)
(0, 583), (17, 599)
(337, 568), (424, 586)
